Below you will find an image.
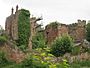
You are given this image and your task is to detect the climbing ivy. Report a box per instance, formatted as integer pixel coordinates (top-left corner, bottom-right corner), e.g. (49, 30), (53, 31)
(17, 9), (30, 51)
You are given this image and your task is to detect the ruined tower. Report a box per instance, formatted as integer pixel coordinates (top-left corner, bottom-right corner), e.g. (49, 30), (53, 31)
(5, 5), (19, 40)
(5, 6), (43, 50)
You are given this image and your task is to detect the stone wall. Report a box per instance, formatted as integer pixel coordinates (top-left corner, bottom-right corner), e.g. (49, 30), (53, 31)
(28, 17), (42, 50)
(5, 5), (19, 41)
(58, 24), (68, 36)
(0, 41), (25, 63)
(45, 23), (58, 45)
(45, 20), (86, 45)
(68, 20), (86, 43)
(45, 23), (69, 45)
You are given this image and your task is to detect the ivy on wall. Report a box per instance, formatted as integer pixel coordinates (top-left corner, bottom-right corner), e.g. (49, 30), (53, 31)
(17, 9), (30, 51)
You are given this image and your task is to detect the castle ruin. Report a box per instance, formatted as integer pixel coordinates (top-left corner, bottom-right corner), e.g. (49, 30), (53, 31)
(5, 5), (86, 47)
(5, 5), (42, 50)
(45, 20), (86, 44)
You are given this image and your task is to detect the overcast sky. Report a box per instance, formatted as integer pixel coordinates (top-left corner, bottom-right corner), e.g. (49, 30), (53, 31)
(0, 0), (90, 29)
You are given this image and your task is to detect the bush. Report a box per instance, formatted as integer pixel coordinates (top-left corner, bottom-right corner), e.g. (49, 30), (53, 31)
(0, 48), (70, 68)
(50, 34), (73, 57)
(71, 46), (81, 55)
(21, 54), (49, 68)
(0, 36), (7, 45)
(86, 22), (90, 42)
(32, 32), (46, 49)
(0, 51), (14, 67)
(70, 60), (90, 68)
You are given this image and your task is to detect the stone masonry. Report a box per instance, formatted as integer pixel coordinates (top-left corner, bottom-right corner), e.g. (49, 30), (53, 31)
(28, 17), (42, 50)
(5, 5), (86, 46)
(45, 20), (86, 44)
(5, 5), (19, 41)
(5, 5), (42, 50)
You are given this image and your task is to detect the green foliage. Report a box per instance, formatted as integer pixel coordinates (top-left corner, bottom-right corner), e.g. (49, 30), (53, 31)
(86, 22), (90, 42)
(56, 59), (70, 68)
(0, 51), (14, 68)
(0, 51), (7, 65)
(49, 21), (59, 28)
(20, 48), (70, 68)
(70, 60), (90, 68)
(0, 48), (70, 68)
(50, 34), (73, 57)
(17, 9), (30, 51)
(32, 32), (46, 49)
(20, 55), (33, 68)
(71, 46), (81, 55)
(21, 50), (49, 68)
(0, 36), (7, 45)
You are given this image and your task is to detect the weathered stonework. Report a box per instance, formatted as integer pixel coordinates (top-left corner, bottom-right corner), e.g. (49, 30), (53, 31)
(45, 23), (69, 45)
(5, 5), (19, 41)
(5, 5), (42, 50)
(68, 20), (86, 43)
(45, 20), (86, 44)
(0, 41), (25, 63)
(28, 17), (42, 50)
(5, 6), (86, 47)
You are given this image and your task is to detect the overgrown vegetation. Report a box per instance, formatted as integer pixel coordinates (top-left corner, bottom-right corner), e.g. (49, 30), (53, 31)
(48, 21), (59, 28)
(0, 48), (70, 68)
(71, 46), (81, 55)
(1, 47), (90, 68)
(0, 36), (7, 45)
(50, 34), (73, 57)
(0, 51), (14, 68)
(70, 60), (90, 68)
(17, 9), (30, 51)
(32, 32), (46, 49)
(1, 13), (90, 67)
(86, 21), (90, 42)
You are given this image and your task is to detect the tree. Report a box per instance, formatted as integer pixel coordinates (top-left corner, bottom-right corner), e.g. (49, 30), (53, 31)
(32, 32), (46, 49)
(0, 36), (7, 45)
(86, 21), (90, 42)
(50, 34), (73, 57)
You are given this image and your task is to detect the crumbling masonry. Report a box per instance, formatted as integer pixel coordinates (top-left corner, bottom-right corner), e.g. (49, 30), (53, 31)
(5, 5), (42, 50)
(5, 6), (86, 46)
(45, 20), (86, 44)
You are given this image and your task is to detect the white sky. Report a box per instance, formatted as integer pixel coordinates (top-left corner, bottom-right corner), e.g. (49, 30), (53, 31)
(0, 0), (90, 29)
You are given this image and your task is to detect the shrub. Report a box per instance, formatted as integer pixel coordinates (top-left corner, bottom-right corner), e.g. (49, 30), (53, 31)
(0, 36), (7, 45)
(21, 54), (49, 68)
(32, 32), (46, 49)
(71, 46), (81, 55)
(0, 51), (14, 67)
(86, 22), (90, 42)
(50, 34), (73, 57)
(70, 60), (90, 68)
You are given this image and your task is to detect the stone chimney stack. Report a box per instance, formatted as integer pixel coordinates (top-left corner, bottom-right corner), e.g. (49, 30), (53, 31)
(82, 20), (86, 23)
(16, 5), (18, 12)
(77, 19), (81, 23)
(11, 7), (14, 15)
